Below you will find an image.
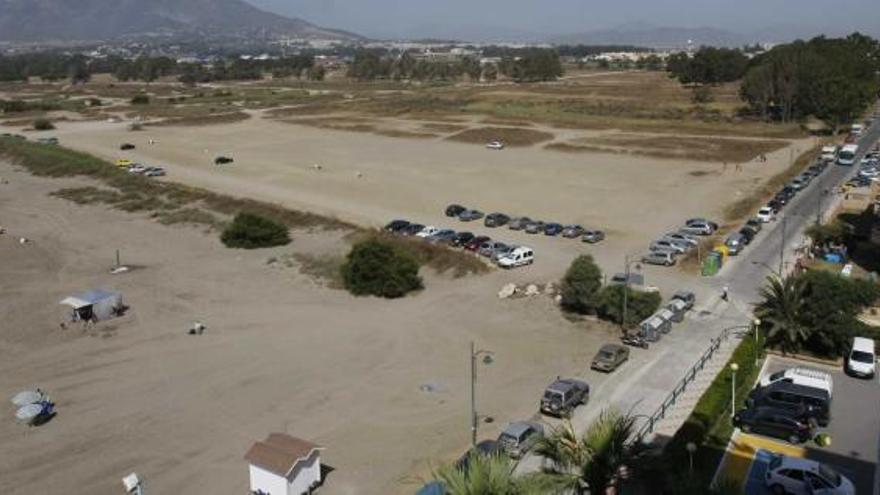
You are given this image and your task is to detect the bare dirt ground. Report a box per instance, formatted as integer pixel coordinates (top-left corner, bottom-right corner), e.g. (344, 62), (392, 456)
(14, 114), (814, 285)
(0, 163), (607, 494)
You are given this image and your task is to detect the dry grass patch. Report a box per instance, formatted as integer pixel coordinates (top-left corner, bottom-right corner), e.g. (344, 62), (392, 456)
(447, 126), (554, 147)
(289, 253), (346, 288)
(374, 129), (437, 139)
(421, 122), (468, 133)
(722, 143), (825, 222)
(146, 111), (250, 127)
(576, 134), (787, 163)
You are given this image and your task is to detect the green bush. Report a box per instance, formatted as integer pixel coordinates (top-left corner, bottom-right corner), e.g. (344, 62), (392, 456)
(559, 254), (603, 314)
(342, 238), (422, 298)
(597, 285), (662, 328)
(798, 270), (880, 357)
(33, 118), (55, 130)
(130, 94), (150, 105)
(220, 212), (290, 249)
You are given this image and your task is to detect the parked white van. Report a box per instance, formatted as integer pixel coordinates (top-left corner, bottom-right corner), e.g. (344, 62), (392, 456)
(847, 337), (876, 378)
(851, 123), (865, 136)
(820, 145), (838, 162)
(496, 247), (534, 268)
(759, 367), (833, 396)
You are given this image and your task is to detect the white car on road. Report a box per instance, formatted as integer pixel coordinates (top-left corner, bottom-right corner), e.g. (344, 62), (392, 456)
(496, 246), (534, 268)
(757, 206), (776, 223)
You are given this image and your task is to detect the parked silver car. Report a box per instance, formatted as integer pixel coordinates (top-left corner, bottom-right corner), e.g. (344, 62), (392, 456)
(479, 241), (508, 258)
(524, 221), (545, 234)
(582, 229), (605, 244)
(642, 251), (677, 266)
(508, 217), (532, 231)
(561, 225), (585, 238)
(497, 422), (544, 459)
(650, 239), (687, 254)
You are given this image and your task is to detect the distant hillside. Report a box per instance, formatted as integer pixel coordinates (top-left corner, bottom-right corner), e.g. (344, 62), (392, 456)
(0, 0), (363, 42)
(554, 24), (747, 49)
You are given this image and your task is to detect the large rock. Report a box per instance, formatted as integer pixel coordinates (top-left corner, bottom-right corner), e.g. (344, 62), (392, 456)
(544, 282), (556, 295)
(525, 284), (540, 297)
(498, 283), (517, 299)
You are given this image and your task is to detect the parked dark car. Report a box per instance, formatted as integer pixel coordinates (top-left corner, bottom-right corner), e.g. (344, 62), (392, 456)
(445, 204), (466, 217)
(120, 143), (136, 150)
(464, 235), (490, 252)
(508, 217), (532, 231)
(454, 440), (501, 472)
(497, 422), (544, 459)
(544, 223), (564, 236)
(582, 230), (606, 244)
(428, 229), (457, 244)
(767, 199), (783, 213)
(485, 213), (511, 228)
(540, 378), (589, 418)
(401, 223), (426, 236)
(524, 220), (545, 234)
(591, 344), (630, 372)
(739, 226), (757, 244)
(733, 406), (815, 444)
(745, 218), (763, 234)
(214, 156), (234, 165)
(747, 381), (831, 427)
(459, 209), (485, 222)
(452, 232), (475, 247)
(384, 220), (410, 233)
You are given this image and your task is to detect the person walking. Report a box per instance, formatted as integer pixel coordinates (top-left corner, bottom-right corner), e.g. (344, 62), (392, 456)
(721, 286), (729, 302)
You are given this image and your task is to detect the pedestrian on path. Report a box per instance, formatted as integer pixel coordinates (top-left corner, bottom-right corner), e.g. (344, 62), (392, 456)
(721, 286), (729, 302)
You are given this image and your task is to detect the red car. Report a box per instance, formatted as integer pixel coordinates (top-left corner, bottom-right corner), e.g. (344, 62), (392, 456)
(464, 236), (490, 251)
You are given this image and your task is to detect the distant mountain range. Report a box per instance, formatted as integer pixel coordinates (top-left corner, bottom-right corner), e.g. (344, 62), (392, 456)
(0, 0), (362, 42)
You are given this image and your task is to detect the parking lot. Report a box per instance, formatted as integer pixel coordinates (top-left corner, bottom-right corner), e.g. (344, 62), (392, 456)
(718, 355), (880, 494)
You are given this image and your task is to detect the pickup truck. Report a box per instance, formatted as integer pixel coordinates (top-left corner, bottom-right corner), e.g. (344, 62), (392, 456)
(540, 378), (589, 417)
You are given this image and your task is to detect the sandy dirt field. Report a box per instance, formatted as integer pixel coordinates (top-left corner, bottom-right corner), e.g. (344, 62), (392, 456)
(5, 115), (813, 286)
(0, 162), (612, 494)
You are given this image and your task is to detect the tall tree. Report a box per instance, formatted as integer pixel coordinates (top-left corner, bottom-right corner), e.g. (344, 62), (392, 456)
(754, 276), (811, 354)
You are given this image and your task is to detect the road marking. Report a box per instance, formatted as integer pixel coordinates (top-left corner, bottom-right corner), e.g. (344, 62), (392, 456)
(716, 431), (806, 488)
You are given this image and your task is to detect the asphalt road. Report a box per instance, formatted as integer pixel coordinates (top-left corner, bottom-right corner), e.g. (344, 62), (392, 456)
(720, 112), (880, 304)
(514, 106), (880, 481)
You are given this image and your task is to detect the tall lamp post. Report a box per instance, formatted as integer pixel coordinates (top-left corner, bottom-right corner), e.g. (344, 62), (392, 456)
(622, 255), (642, 333)
(470, 341), (494, 448)
(729, 363), (739, 419)
(753, 318), (763, 366)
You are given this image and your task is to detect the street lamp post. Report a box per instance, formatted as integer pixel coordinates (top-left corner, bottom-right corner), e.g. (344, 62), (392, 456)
(470, 341), (494, 448)
(753, 318), (762, 366)
(686, 442), (697, 475)
(730, 363), (739, 418)
(622, 255), (642, 332)
(779, 214), (787, 277)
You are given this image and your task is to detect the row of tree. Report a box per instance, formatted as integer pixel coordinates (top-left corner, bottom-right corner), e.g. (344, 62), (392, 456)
(0, 53), (320, 84)
(740, 33), (880, 130)
(348, 48), (562, 83)
(666, 47), (749, 85)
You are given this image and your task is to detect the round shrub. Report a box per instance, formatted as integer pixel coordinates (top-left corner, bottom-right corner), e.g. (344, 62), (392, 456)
(130, 94), (150, 105)
(342, 238), (422, 298)
(220, 212), (290, 249)
(560, 254), (603, 314)
(33, 118), (55, 130)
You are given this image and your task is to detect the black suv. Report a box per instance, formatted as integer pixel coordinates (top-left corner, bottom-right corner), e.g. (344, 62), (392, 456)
(733, 406), (815, 444)
(445, 204), (466, 217)
(540, 378), (589, 417)
(384, 220), (410, 233)
(747, 381), (831, 427)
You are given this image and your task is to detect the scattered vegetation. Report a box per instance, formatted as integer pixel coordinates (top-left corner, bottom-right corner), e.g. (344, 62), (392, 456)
(567, 134), (785, 163)
(290, 253), (345, 289)
(220, 213), (291, 249)
(596, 285), (662, 328)
(559, 254), (603, 314)
(146, 111), (251, 127)
(342, 238), (423, 298)
(33, 118), (55, 130)
(130, 94), (150, 105)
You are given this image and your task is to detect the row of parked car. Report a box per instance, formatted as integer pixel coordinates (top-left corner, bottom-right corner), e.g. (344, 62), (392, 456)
(444, 204), (606, 244)
(384, 219), (535, 269)
(846, 149), (880, 189)
(640, 218), (720, 267)
(114, 158), (166, 177)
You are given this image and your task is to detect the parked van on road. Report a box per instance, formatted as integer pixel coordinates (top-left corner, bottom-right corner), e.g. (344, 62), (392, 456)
(847, 337), (876, 378)
(821, 145), (838, 162)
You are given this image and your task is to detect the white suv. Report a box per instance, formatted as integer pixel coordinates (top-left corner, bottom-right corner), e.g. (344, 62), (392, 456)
(497, 247), (534, 269)
(847, 337), (876, 378)
(765, 455), (854, 495)
(759, 367), (833, 396)
(757, 206), (776, 223)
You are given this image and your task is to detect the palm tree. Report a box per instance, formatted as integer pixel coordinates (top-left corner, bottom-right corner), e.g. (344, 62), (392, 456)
(431, 453), (551, 495)
(754, 275), (810, 354)
(534, 409), (639, 494)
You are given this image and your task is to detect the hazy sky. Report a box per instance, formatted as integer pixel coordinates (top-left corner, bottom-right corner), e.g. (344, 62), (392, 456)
(248, 0), (880, 40)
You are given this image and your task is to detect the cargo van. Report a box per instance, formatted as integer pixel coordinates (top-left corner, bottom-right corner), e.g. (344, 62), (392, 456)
(838, 144), (859, 166)
(820, 145), (838, 162)
(496, 247), (534, 269)
(759, 368), (833, 396)
(847, 337), (876, 378)
(851, 123), (865, 136)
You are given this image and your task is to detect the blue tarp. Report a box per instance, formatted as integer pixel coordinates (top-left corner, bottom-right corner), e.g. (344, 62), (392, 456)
(415, 481), (445, 495)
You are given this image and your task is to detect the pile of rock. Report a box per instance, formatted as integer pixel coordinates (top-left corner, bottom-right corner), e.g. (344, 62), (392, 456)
(498, 282), (560, 302)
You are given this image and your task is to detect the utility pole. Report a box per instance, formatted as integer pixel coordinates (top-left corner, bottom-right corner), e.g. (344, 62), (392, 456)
(622, 255), (630, 332)
(779, 215), (787, 277)
(470, 341), (477, 448)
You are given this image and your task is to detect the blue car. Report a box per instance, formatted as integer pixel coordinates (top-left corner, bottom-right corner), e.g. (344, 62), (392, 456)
(543, 223), (564, 236)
